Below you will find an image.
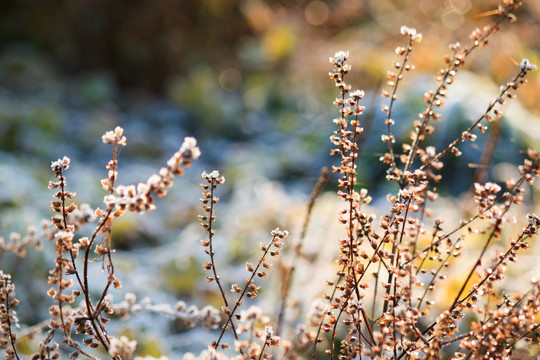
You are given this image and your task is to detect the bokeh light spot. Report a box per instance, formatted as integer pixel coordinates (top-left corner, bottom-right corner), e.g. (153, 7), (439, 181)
(449, 0), (472, 14)
(218, 68), (242, 92)
(441, 8), (464, 30)
(305, 1), (330, 26)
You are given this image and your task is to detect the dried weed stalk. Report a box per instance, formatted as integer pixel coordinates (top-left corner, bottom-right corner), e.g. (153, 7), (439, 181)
(307, 1), (539, 359)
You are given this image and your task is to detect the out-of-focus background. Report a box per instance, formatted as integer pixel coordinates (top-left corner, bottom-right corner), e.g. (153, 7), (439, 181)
(1, 0), (539, 358)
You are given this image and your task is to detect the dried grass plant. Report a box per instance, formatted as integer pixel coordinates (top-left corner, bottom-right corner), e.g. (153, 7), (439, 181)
(1, 0), (539, 359)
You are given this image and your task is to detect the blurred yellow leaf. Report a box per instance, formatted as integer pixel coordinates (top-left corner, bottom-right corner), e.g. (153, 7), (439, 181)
(262, 25), (297, 62)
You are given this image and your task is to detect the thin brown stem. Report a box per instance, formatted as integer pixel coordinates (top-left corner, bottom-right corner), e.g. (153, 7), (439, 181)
(214, 231), (284, 348)
(202, 174), (243, 349)
(403, 10), (511, 176)
(277, 167), (329, 336)
(420, 68), (527, 173)
(4, 295), (21, 360)
(385, 35), (417, 173)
